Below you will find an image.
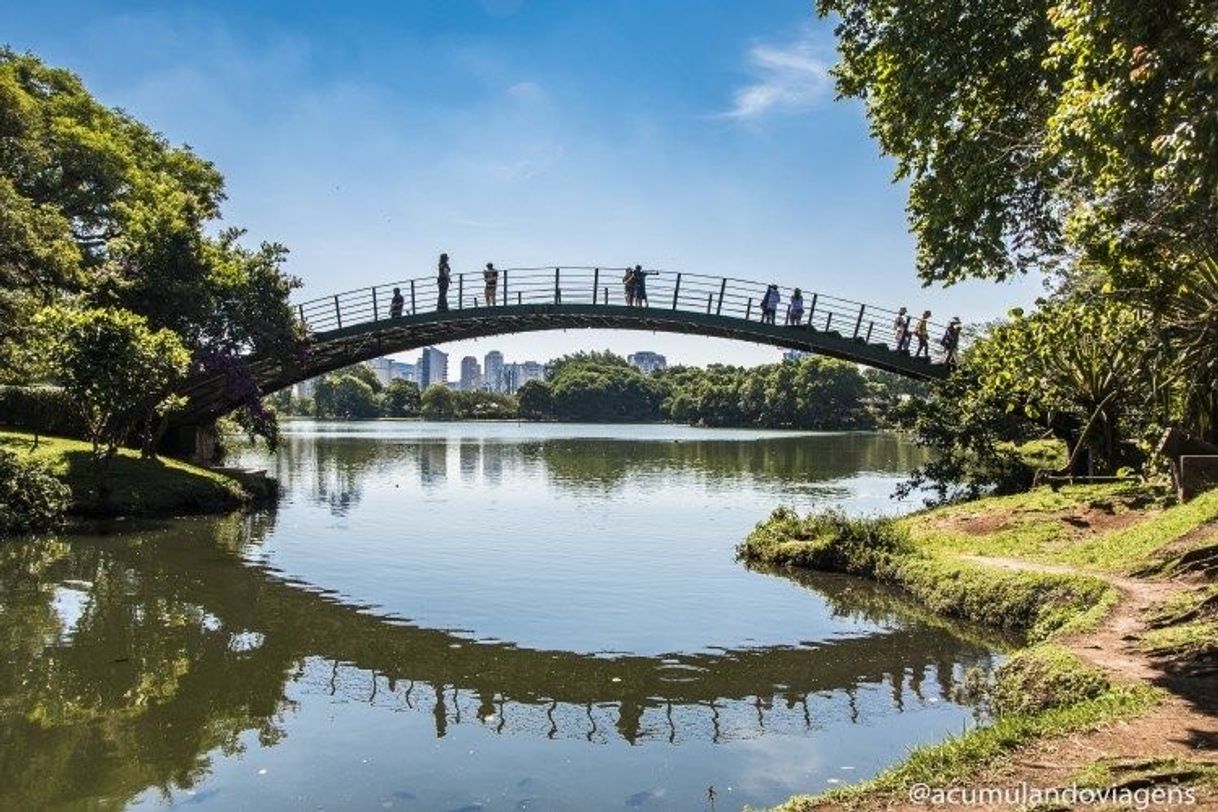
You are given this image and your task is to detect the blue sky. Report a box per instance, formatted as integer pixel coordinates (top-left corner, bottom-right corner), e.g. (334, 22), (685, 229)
(7, 0), (1041, 368)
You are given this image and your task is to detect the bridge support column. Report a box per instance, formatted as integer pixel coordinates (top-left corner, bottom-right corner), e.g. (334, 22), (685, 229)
(162, 420), (220, 465)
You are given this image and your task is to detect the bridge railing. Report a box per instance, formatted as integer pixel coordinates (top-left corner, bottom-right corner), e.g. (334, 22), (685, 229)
(294, 267), (958, 362)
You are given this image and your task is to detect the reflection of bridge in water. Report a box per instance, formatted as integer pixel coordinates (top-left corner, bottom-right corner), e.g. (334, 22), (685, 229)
(175, 266), (956, 427)
(118, 515), (996, 744)
(0, 516), (998, 809)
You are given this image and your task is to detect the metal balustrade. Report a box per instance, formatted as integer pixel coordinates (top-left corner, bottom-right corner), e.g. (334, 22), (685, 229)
(293, 266), (958, 363)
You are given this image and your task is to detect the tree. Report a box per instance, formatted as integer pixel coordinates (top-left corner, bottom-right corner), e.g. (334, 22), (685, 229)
(817, 0), (1218, 292)
(517, 380), (553, 419)
(420, 385), (457, 419)
(382, 379), (421, 417)
(329, 376), (381, 419)
(31, 306), (190, 465)
(0, 50), (301, 438)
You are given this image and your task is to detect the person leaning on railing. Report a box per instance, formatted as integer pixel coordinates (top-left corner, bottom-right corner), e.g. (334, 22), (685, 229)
(786, 288), (804, 325)
(633, 265), (656, 307)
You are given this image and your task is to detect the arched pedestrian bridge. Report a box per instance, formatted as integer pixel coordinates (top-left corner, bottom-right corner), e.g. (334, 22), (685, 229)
(177, 266), (955, 424)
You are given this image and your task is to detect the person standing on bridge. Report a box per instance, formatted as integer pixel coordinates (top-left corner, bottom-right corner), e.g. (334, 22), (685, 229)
(623, 266), (637, 306)
(786, 288), (804, 326)
(390, 287), (404, 319)
(633, 265), (655, 307)
(437, 254), (451, 311)
(760, 284), (780, 324)
(483, 262), (499, 307)
(913, 310), (931, 358)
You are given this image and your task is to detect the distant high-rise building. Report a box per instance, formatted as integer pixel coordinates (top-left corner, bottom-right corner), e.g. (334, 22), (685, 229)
(459, 356), (481, 390)
(390, 360), (416, 384)
(484, 350), (505, 392)
(628, 351), (667, 374)
(418, 347), (448, 389)
(504, 360), (546, 391)
(782, 349), (809, 363)
(367, 358), (394, 387)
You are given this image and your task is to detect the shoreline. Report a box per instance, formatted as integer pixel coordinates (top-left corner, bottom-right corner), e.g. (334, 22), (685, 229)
(0, 430), (275, 523)
(738, 485), (1218, 809)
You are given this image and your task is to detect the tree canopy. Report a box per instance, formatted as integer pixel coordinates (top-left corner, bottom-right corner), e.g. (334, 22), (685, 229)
(0, 49), (301, 446)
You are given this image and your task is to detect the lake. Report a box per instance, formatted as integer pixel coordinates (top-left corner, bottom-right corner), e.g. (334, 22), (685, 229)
(0, 422), (998, 811)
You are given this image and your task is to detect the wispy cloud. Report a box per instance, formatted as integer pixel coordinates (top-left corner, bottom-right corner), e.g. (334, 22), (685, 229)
(722, 30), (832, 119)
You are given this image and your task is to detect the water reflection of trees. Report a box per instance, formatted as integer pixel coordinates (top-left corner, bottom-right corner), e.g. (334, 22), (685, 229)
(256, 432), (929, 512)
(0, 516), (996, 809)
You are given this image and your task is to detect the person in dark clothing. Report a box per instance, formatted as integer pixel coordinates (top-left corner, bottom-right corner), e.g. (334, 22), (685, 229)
(389, 287), (404, 318)
(623, 266), (636, 306)
(633, 265), (654, 307)
(437, 253), (451, 312)
(941, 317), (962, 366)
(483, 262), (499, 306)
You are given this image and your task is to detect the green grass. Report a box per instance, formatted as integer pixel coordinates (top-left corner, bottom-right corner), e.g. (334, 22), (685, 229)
(0, 430), (270, 518)
(775, 685), (1162, 810)
(989, 644), (1109, 716)
(899, 483), (1216, 573)
(740, 509), (1114, 641)
(1072, 756), (1218, 793)
(1140, 620), (1218, 661)
(741, 481), (1218, 810)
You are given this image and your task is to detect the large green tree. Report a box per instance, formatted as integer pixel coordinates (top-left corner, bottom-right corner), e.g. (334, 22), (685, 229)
(0, 50), (300, 438)
(818, 0), (1218, 440)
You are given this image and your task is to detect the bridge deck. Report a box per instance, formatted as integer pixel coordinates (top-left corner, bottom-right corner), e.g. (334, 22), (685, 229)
(178, 266), (954, 421)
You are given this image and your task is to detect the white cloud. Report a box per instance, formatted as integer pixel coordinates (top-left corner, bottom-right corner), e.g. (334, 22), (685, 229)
(723, 31), (833, 119)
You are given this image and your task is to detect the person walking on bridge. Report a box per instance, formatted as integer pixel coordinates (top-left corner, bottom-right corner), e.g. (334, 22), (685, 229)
(483, 262), (499, 306)
(941, 317), (962, 366)
(437, 254), (451, 312)
(786, 288), (805, 326)
(913, 310), (931, 358)
(390, 287), (404, 319)
(893, 307), (909, 351)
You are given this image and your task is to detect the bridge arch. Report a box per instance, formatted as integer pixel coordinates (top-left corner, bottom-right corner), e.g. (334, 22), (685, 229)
(176, 267), (953, 423)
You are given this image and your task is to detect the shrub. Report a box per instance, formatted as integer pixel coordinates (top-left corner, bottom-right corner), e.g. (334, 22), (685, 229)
(0, 385), (85, 438)
(739, 508), (912, 578)
(0, 449), (70, 536)
(990, 644), (1109, 716)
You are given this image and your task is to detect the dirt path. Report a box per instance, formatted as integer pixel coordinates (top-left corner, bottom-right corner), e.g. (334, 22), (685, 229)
(800, 553), (1217, 810)
(935, 554), (1218, 808)
(957, 554), (1179, 684)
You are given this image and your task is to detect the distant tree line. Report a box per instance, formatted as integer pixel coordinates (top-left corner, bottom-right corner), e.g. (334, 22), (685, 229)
(271, 353), (924, 429)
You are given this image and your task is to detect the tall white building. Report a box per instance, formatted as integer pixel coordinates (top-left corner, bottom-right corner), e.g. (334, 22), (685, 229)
(628, 351), (667, 374)
(484, 350), (505, 392)
(367, 358), (394, 387)
(418, 347), (448, 390)
(459, 356), (481, 391)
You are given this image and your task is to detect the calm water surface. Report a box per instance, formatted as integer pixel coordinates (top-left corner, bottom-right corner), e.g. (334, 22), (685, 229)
(0, 422), (998, 811)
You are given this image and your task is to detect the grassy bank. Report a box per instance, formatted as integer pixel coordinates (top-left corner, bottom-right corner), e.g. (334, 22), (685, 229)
(739, 484), (1218, 809)
(0, 430), (274, 518)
